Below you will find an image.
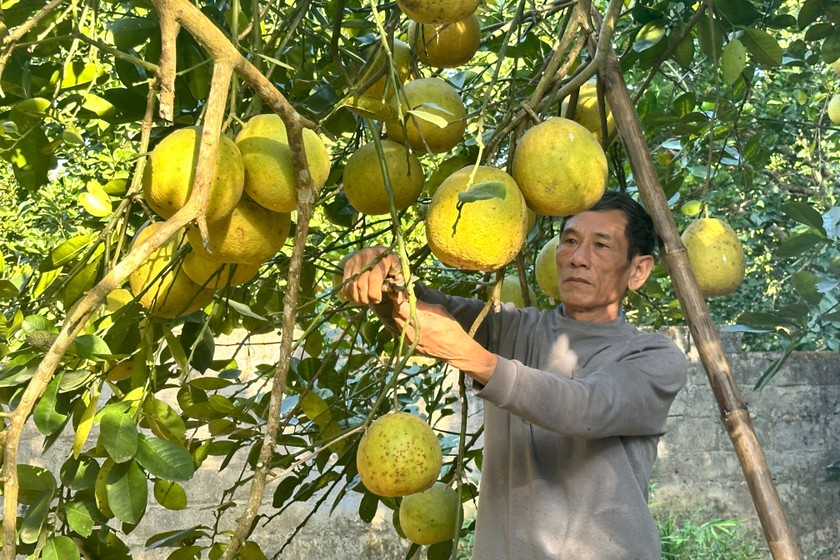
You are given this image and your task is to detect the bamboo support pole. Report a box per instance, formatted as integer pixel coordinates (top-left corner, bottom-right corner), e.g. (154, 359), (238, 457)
(598, 44), (801, 560)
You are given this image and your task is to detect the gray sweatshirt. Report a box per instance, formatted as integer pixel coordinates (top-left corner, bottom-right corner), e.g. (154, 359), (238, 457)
(409, 284), (688, 559)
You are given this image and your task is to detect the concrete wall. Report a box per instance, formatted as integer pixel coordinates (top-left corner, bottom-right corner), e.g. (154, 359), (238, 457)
(13, 331), (840, 559)
(651, 331), (840, 559)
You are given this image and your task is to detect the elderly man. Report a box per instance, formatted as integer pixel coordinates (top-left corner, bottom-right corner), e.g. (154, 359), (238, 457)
(343, 191), (688, 559)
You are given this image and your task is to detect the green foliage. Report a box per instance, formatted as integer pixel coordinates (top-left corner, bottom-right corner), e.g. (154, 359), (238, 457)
(658, 516), (764, 560)
(0, 0), (837, 558)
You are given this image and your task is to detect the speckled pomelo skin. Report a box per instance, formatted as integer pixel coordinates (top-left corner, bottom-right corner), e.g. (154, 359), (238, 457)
(399, 482), (461, 545)
(424, 165), (528, 272)
(512, 117), (608, 217)
(356, 412), (442, 497)
(682, 217), (746, 297)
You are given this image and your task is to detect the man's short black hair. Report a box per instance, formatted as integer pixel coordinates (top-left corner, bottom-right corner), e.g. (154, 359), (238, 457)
(561, 190), (658, 261)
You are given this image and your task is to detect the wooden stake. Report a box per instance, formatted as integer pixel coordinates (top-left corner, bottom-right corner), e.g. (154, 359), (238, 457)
(599, 44), (802, 560)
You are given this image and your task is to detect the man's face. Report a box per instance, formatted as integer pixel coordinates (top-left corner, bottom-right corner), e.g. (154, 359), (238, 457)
(555, 209), (652, 322)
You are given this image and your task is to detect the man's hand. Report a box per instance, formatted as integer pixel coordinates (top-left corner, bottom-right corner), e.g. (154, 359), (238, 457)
(391, 296), (497, 385)
(341, 246), (404, 305)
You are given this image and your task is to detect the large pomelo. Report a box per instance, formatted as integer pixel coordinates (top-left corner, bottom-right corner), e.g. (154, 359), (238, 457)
(512, 117), (608, 217)
(235, 114), (331, 213)
(142, 127), (244, 222)
(409, 14), (481, 68)
(560, 81), (615, 142)
(425, 166), (528, 271)
(358, 38), (413, 99)
(399, 482), (461, 545)
(356, 412), (442, 498)
(396, 0), (480, 24)
(343, 139), (425, 215)
(129, 222), (214, 318)
(186, 197), (291, 264)
(681, 217), (745, 297)
(534, 234), (561, 300)
(386, 77), (467, 154)
(182, 252), (260, 290)
(495, 273), (537, 307)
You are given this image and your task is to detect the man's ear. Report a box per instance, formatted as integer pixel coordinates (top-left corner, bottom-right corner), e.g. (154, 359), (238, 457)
(628, 254), (654, 291)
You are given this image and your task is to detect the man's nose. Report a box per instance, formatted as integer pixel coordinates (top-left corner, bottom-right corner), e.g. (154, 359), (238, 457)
(569, 243), (591, 266)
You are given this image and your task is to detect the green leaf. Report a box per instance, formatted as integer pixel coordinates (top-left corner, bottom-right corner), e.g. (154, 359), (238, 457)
(359, 490), (378, 523)
(64, 499), (99, 538)
(0, 279), (18, 298)
(427, 539), (455, 560)
(153, 479), (188, 510)
(60, 456), (100, 490)
(38, 536), (81, 560)
(98, 409), (139, 463)
(804, 22), (834, 41)
(6, 125), (56, 192)
(146, 527), (208, 549)
(407, 108), (449, 129)
(109, 17), (158, 50)
(634, 21), (666, 52)
(777, 231), (826, 258)
(737, 311), (798, 328)
(79, 183), (113, 217)
(272, 475), (300, 508)
(136, 437), (195, 481)
(823, 29), (840, 63)
(300, 391), (331, 429)
(64, 259), (101, 309)
(798, 0), (825, 29)
(714, 0), (761, 27)
(457, 181), (507, 204)
(33, 373), (68, 436)
(697, 14), (723, 59)
(781, 202), (826, 232)
(17, 464), (57, 504)
(105, 460), (148, 525)
(180, 320), (215, 374)
(225, 299), (268, 322)
(8, 98), (50, 128)
(72, 390), (100, 458)
(71, 334), (111, 360)
(741, 29), (782, 67)
(722, 38), (747, 84)
(166, 546), (202, 560)
(41, 235), (93, 271)
(791, 271), (823, 306)
(20, 490), (52, 544)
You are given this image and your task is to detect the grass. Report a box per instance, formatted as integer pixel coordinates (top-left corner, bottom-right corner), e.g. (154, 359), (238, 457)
(452, 515), (765, 559)
(658, 515), (765, 560)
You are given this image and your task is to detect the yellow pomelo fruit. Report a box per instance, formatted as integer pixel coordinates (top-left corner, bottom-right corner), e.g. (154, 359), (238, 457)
(386, 77), (467, 154)
(512, 117), (608, 217)
(560, 81), (615, 142)
(409, 14), (481, 68)
(399, 482), (461, 545)
(828, 94), (840, 125)
(357, 412), (442, 498)
(129, 223), (214, 318)
(142, 127), (244, 222)
(681, 217), (745, 297)
(105, 288), (133, 312)
(425, 166), (528, 271)
(182, 252), (260, 289)
(358, 39), (413, 99)
(186, 197), (291, 264)
(105, 360), (135, 382)
(494, 274), (537, 307)
(534, 234), (561, 300)
(396, 0), (480, 24)
(235, 114), (331, 213)
(831, 58), (840, 74)
(343, 139), (425, 215)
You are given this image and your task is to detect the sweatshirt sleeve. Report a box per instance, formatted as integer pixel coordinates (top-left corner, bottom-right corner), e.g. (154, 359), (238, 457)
(476, 336), (688, 438)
